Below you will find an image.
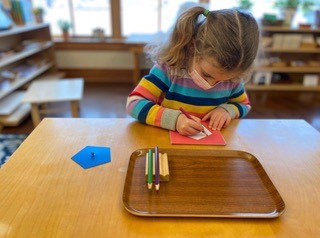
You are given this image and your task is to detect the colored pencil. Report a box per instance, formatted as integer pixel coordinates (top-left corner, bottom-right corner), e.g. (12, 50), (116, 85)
(155, 146), (160, 191)
(147, 149), (153, 190)
(179, 107), (209, 136)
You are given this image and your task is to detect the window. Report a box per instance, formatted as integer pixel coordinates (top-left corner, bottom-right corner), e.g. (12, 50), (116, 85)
(72, 0), (111, 36)
(32, 0), (111, 37)
(33, 0), (208, 38)
(33, 0), (312, 39)
(120, 0), (203, 36)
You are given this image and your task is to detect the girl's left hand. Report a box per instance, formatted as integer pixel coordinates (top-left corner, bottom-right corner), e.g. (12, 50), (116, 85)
(202, 107), (231, 130)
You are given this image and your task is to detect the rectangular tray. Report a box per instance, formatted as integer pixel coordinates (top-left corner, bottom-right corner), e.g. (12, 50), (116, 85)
(123, 149), (285, 218)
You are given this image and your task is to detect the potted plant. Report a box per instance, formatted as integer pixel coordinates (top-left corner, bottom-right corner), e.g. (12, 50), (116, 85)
(58, 20), (72, 41)
(238, 0), (254, 11)
(33, 7), (44, 24)
(274, 0), (315, 26)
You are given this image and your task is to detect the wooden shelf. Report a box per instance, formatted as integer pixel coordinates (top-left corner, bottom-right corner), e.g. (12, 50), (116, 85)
(255, 66), (320, 73)
(0, 41), (53, 68)
(36, 71), (66, 80)
(0, 91), (26, 115)
(0, 23), (50, 38)
(0, 24), (57, 128)
(246, 84), (320, 91)
(255, 26), (320, 91)
(263, 48), (320, 53)
(0, 62), (54, 100)
(261, 26), (320, 33)
(0, 103), (30, 126)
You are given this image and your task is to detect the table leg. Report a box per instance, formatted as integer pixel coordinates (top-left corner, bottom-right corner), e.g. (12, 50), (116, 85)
(31, 103), (41, 127)
(71, 101), (80, 117)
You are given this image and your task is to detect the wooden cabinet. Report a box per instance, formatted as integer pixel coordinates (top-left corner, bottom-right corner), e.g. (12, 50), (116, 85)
(248, 26), (320, 91)
(0, 23), (57, 128)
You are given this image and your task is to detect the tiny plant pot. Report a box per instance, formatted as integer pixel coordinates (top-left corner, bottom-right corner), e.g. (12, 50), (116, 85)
(33, 7), (45, 24)
(58, 20), (72, 41)
(34, 14), (43, 24)
(282, 7), (296, 27)
(298, 23), (311, 29)
(62, 31), (69, 41)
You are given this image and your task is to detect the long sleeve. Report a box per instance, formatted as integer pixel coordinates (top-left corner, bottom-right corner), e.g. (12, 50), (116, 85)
(218, 82), (251, 119)
(126, 64), (181, 130)
(127, 64), (252, 129)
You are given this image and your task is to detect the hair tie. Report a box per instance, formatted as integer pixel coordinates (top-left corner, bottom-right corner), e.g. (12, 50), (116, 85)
(203, 9), (210, 17)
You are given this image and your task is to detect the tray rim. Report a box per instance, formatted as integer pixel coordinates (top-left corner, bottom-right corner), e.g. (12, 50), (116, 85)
(123, 148), (286, 218)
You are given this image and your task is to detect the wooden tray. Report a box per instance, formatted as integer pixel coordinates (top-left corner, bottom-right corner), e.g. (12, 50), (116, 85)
(123, 149), (285, 218)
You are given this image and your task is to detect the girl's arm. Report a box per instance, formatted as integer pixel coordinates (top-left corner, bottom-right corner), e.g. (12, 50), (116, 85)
(126, 64), (181, 130)
(218, 82), (251, 119)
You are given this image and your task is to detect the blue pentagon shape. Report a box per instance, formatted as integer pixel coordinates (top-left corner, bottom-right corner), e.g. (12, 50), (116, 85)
(71, 146), (111, 169)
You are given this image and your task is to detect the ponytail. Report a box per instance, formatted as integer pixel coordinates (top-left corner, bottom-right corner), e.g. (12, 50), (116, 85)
(146, 6), (206, 70)
(146, 7), (259, 74)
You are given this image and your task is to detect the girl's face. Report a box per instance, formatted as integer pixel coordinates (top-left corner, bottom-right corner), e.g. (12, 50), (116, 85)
(192, 57), (241, 86)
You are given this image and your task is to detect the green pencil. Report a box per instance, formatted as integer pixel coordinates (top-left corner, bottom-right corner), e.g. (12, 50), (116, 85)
(147, 149), (153, 190)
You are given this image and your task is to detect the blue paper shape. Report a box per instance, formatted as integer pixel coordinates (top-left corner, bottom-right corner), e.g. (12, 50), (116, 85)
(71, 146), (111, 169)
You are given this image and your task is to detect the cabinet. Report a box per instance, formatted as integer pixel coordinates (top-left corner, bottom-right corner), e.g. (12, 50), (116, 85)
(0, 23), (57, 128)
(248, 26), (320, 91)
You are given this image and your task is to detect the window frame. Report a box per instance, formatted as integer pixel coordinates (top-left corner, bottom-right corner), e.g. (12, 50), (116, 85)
(45, 0), (208, 40)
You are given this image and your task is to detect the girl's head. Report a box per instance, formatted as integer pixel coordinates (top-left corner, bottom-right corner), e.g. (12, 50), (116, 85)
(149, 7), (259, 83)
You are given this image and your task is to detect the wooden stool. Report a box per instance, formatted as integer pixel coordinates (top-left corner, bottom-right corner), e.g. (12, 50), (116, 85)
(22, 78), (84, 127)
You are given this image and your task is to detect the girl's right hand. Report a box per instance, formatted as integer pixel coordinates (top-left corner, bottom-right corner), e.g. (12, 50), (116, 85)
(176, 114), (204, 136)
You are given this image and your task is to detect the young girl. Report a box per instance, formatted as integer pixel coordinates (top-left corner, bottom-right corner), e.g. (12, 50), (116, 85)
(126, 7), (259, 136)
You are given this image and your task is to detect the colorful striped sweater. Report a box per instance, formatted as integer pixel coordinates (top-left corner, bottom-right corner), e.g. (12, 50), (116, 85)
(126, 63), (251, 131)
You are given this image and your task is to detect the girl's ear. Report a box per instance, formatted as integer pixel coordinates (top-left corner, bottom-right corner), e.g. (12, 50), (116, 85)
(188, 40), (196, 56)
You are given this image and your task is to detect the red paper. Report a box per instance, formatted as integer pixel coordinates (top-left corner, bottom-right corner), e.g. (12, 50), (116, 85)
(169, 123), (226, 145)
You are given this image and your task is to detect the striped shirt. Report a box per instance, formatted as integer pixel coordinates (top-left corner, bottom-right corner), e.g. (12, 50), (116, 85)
(126, 63), (251, 130)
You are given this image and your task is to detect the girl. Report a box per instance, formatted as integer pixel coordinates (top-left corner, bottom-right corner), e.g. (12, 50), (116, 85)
(126, 7), (259, 136)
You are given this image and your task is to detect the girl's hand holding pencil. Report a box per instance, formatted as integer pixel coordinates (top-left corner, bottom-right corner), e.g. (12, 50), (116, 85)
(177, 107), (209, 136)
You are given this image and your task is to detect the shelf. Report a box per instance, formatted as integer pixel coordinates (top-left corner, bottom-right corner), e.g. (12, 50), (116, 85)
(254, 66), (320, 73)
(253, 27), (320, 91)
(0, 41), (53, 68)
(0, 23), (50, 38)
(0, 91), (26, 115)
(263, 48), (320, 53)
(246, 84), (320, 91)
(36, 71), (66, 80)
(0, 24), (56, 128)
(0, 103), (30, 126)
(0, 62), (54, 100)
(261, 26), (320, 33)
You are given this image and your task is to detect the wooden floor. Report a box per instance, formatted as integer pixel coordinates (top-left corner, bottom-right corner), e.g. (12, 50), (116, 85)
(1, 82), (320, 134)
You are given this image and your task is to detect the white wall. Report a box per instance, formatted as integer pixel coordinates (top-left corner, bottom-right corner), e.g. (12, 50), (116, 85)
(55, 51), (150, 69)
(55, 51), (133, 69)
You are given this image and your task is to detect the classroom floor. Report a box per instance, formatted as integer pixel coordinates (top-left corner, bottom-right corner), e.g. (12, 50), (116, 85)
(2, 82), (320, 134)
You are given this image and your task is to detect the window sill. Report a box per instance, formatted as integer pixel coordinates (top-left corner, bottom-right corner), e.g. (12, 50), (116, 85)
(53, 37), (146, 51)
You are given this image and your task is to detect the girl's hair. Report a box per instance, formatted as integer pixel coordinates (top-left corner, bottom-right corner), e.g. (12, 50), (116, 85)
(146, 7), (259, 74)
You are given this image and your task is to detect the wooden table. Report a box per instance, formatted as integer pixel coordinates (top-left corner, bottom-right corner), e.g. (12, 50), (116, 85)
(0, 118), (319, 237)
(22, 79), (84, 127)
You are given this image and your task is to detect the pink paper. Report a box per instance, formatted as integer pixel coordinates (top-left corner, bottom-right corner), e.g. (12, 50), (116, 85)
(169, 123), (226, 145)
